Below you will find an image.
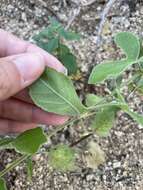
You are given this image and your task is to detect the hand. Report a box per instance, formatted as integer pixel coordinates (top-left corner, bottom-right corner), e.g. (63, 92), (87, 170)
(0, 29), (68, 134)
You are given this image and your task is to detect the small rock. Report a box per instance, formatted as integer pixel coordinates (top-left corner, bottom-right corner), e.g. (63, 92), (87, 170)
(113, 162), (121, 169)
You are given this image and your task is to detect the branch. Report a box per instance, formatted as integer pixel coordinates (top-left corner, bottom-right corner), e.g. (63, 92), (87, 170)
(96, 0), (116, 45)
(65, 6), (81, 30)
(81, 0), (97, 6)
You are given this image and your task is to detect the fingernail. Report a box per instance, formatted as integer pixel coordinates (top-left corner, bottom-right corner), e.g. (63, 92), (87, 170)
(13, 53), (45, 86)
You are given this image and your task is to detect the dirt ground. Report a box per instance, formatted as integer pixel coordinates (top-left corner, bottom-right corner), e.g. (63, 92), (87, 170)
(0, 0), (143, 189)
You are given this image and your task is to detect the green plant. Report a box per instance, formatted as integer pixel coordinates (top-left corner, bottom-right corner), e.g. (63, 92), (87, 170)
(0, 19), (143, 189)
(33, 17), (80, 75)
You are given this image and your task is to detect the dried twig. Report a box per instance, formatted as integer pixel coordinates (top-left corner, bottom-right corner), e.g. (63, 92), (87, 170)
(65, 6), (81, 30)
(96, 0), (116, 45)
(81, 0), (97, 6)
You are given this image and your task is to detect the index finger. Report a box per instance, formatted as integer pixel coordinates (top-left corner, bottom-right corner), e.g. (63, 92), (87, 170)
(0, 29), (67, 73)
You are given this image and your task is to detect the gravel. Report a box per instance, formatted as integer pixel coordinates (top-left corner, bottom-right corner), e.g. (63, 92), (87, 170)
(0, 0), (143, 189)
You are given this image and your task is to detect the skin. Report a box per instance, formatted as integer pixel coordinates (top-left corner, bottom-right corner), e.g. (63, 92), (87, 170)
(0, 29), (68, 134)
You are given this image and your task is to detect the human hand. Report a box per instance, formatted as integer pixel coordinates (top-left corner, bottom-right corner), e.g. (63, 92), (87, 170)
(0, 29), (68, 134)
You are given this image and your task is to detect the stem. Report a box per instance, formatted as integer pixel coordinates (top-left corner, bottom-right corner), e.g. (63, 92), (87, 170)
(0, 154), (28, 178)
(46, 101), (126, 140)
(70, 133), (93, 147)
(87, 102), (126, 111)
(46, 117), (77, 139)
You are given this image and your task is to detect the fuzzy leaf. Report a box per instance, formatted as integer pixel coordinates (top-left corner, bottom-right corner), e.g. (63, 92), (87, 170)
(45, 38), (59, 53)
(35, 38), (59, 53)
(48, 144), (75, 171)
(0, 178), (7, 190)
(124, 109), (143, 127)
(88, 59), (136, 84)
(115, 32), (140, 60)
(91, 106), (117, 136)
(58, 44), (70, 55)
(88, 32), (141, 84)
(85, 94), (102, 107)
(83, 141), (105, 169)
(59, 53), (77, 75)
(12, 127), (47, 155)
(29, 68), (86, 116)
(0, 138), (14, 150)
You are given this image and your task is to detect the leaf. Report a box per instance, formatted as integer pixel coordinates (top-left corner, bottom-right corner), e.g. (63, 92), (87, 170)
(83, 141), (105, 169)
(33, 19), (61, 42)
(115, 32), (140, 60)
(88, 59), (136, 84)
(123, 109), (143, 127)
(44, 38), (59, 53)
(127, 111), (143, 126)
(59, 53), (77, 75)
(0, 138), (14, 150)
(58, 44), (70, 55)
(0, 178), (7, 190)
(91, 106), (117, 136)
(34, 38), (59, 53)
(88, 32), (141, 84)
(85, 94), (102, 107)
(48, 17), (62, 30)
(119, 103), (143, 127)
(48, 144), (75, 171)
(59, 28), (80, 40)
(26, 157), (33, 182)
(57, 44), (77, 75)
(12, 127), (47, 155)
(29, 68), (86, 116)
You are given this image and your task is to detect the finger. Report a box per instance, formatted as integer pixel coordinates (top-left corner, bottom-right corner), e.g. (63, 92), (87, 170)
(0, 53), (45, 100)
(0, 119), (36, 134)
(0, 98), (68, 125)
(14, 89), (33, 104)
(0, 29), (67, 73)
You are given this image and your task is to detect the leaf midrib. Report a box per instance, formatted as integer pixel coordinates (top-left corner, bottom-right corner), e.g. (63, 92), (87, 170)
(40, 79), (80, 114)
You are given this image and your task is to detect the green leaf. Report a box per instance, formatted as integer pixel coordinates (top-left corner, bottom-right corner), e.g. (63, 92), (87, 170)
(85, 94), (102, 107)
(91, 106), (117, 136)
(44, 38), (59, 53)
(48, 17), (62, 30)
(58, 44), (70, 55)
(12, 127), (47, 155)
(0, 178), (7, 190)
(57, 44), (77, 75)
(48, 144), (75, 171)
(34, 38), (59, 53)
(115, 32), (140, 60)
(88, 32), (141, 84)
(26, 157), (33, 182)
(59, 53), (77, 75)
(59, 28), (80, 40)
(121, 107), (143, 127)
(88, 59), (136, 84)
(29, 68), (86, 116)
(126, 110), (143, 127)
(33, 19), (61, 42)
(0, 138), (14, 150)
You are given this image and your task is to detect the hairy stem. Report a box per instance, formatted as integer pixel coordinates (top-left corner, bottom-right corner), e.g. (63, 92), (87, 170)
(0, 154), (28, 178)
(70, 133), (93, 147)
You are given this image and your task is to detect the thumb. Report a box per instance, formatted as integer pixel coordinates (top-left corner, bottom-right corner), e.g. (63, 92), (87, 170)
(0, 53), (45, 101)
